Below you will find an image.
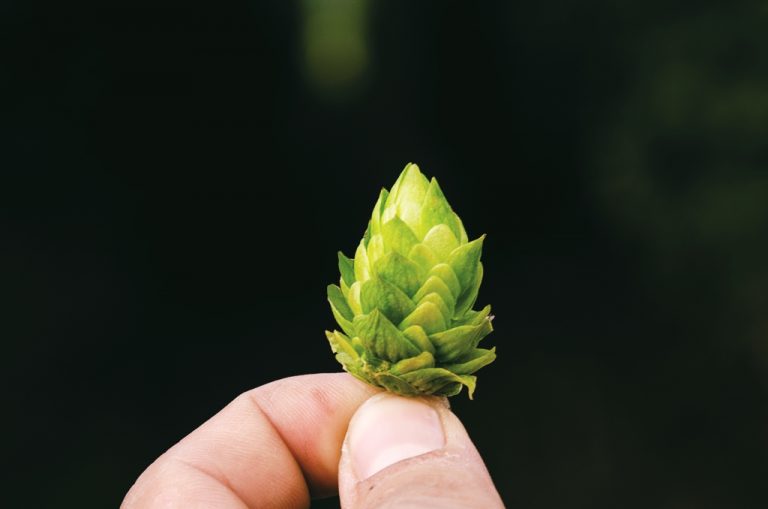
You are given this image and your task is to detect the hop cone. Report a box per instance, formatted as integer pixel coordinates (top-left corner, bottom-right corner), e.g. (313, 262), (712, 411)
(326, 163), (496, 398)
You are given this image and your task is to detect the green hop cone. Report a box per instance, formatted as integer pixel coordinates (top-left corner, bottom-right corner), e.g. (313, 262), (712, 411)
(325, 163), (496, 398)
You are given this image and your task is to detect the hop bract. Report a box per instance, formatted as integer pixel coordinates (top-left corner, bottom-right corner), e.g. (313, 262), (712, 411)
(326, 163), (495, 398)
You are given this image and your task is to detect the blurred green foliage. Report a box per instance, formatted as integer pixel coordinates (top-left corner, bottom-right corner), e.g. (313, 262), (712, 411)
(588, 4), (768, 378)
(302, 0), (370, 98)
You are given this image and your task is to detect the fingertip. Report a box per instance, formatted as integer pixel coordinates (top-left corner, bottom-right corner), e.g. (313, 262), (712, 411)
(346, 393), (445, 480)
(338, 394), (503, 509)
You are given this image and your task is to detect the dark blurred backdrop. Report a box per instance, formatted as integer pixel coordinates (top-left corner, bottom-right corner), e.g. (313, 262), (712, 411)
(3, 1), (768, 507)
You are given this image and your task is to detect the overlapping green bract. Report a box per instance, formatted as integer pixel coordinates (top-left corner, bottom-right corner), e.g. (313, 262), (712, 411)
(326, 163), (495, 398)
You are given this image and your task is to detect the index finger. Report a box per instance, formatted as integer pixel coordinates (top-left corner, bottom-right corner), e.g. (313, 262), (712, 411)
(122, 373), (380, 509)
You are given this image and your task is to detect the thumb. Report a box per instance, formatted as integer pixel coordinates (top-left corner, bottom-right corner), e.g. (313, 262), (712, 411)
(338, 392), (504, 509)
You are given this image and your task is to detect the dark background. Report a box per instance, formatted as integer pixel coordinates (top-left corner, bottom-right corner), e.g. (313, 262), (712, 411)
(4, 1), (768, 507)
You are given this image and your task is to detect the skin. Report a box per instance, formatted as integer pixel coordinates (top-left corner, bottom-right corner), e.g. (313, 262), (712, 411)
(122, 373), (504, 509)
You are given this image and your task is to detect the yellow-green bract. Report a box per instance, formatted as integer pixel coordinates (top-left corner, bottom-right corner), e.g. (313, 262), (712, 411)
(326, 163), (495, 398)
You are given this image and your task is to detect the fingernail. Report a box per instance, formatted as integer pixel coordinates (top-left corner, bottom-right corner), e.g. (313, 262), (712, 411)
(347, 393), (445, 480)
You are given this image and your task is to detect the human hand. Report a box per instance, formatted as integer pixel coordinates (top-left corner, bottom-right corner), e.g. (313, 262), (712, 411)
(122, 373), (504, 508)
